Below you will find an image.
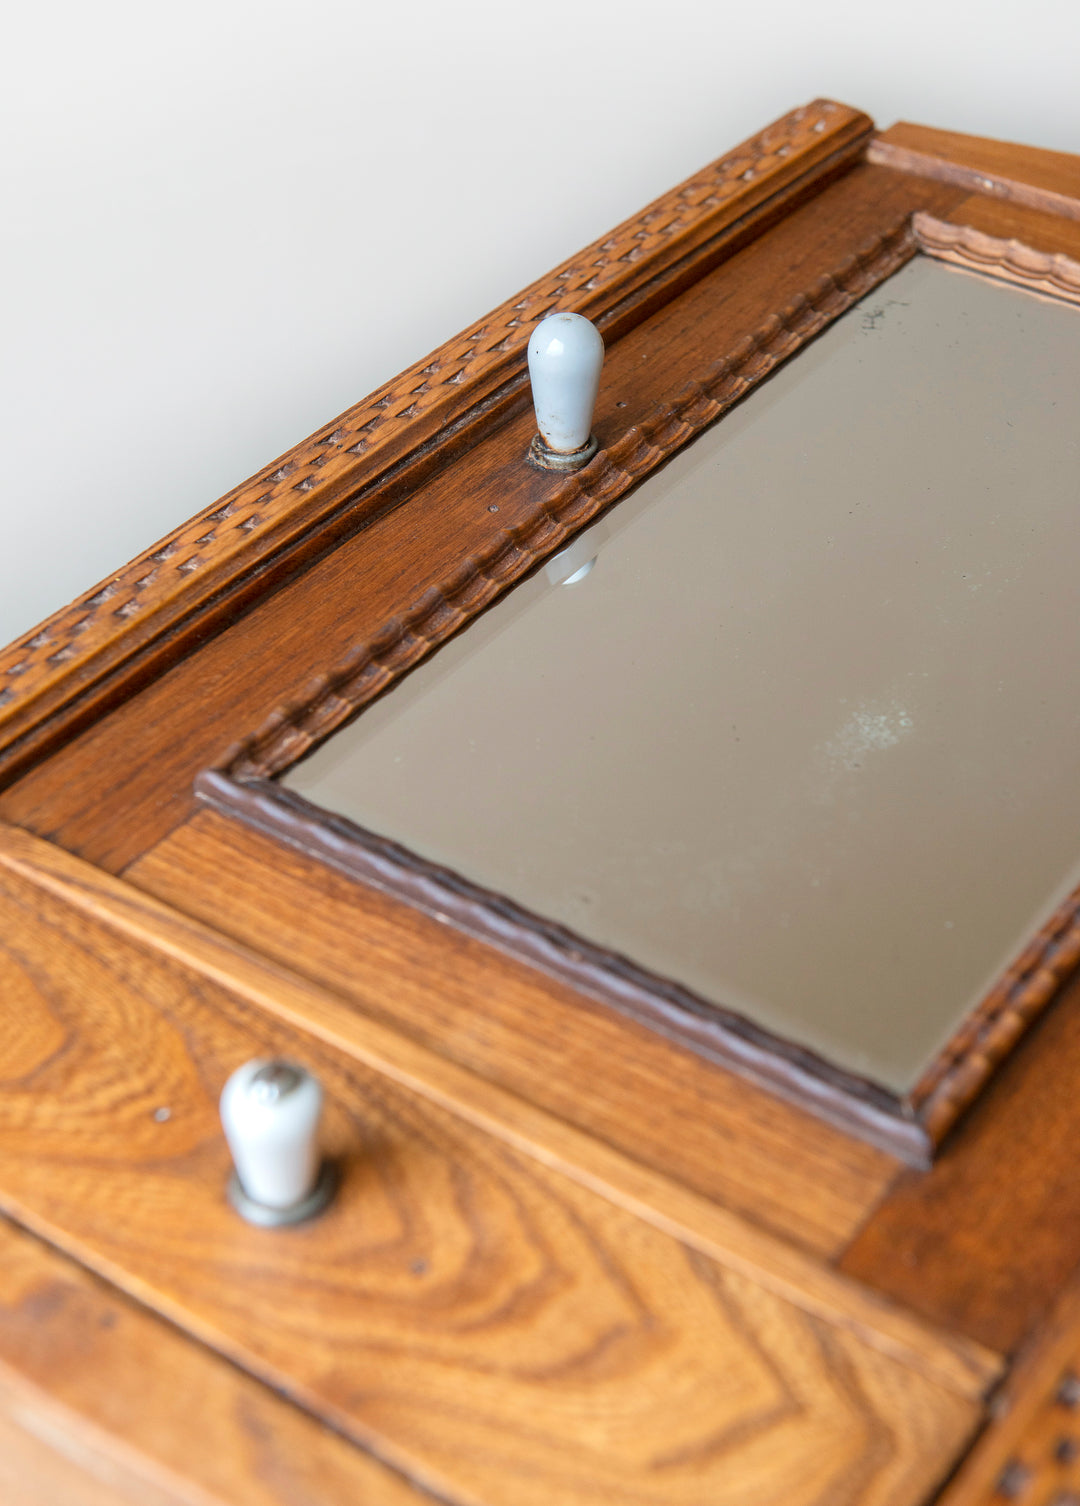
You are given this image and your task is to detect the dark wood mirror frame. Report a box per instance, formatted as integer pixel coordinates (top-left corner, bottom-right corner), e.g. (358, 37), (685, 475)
(4, 101), (1080, 1506)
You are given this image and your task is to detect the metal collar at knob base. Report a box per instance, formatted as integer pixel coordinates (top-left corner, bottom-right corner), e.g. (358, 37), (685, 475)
(226, 1161), (338, 1227)
(527, 433), (599, 472)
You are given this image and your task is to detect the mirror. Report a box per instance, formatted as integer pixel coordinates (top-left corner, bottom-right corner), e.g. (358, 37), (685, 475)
(283, 256), (1080, 1097)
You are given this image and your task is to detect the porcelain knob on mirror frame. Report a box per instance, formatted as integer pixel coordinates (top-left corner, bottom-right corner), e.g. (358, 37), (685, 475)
(527, 311), (604, 469)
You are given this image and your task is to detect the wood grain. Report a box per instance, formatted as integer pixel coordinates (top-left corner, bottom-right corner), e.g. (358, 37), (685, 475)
(0, 1218), (431, 1506)
(840, 968), (1080, 1356)
(1, 819), (1000, 1403)
(0, 100), (871, 783)
(0, 822), (987, 1505)
(0, 162), (967, 877)
(4, 114), (1080, 1506)
(1, 819), (998, 1400)
(870, 122), (1080, 219)
(126, 804), (899, 1260)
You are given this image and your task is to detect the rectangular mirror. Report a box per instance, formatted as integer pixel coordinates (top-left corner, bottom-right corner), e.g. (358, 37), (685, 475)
(253, 253), (1080, 1157)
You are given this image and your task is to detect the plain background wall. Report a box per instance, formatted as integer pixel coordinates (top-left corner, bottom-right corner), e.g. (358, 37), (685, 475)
(2, 0), (1078, 646)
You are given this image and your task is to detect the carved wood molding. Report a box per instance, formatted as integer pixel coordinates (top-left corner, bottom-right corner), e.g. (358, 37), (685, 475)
(910, 887), (1080, 1145)
(227, 217), (917, 782)
(0, 99), (871, 779)
(914, 212), (1080, 304)
(870, 139), (1080, 223)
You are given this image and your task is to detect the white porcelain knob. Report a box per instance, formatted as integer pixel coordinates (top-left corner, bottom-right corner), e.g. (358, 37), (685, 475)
(220, 1059), (334, 1226)
(527, 312), (604, 469)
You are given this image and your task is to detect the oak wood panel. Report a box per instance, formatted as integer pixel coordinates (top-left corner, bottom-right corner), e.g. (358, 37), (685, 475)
(6, 821), (998, 1400)
(840, 970), (1080, 1356)
(126, 806), (899, 1259)
(0, 825), (987, 1505)
(0, 101), (872, 785)
(936, 1272), (1080, 1506)
(0, 163), (967, 877)
(870, 123), (1080, 219)
(0, 1216), (434, 1506)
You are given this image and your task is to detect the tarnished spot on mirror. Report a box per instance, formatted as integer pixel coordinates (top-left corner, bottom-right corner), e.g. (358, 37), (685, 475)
(208, 253), (1080, 1162)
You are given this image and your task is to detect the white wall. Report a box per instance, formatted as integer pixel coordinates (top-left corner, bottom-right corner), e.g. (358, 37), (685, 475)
(2, 0), (1077, 645)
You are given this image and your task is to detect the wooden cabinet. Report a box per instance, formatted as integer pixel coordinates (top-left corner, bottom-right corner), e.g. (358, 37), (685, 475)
(1, 101), (1079, 1504)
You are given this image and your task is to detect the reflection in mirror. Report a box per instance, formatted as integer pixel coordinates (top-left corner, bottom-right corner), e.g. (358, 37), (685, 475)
(283, 257), (1080, 1094)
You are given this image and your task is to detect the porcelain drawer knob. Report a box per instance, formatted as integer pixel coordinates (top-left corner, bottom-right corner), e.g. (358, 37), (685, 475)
(219, 1059), (336, 1226)
(527, 311), (604, 470)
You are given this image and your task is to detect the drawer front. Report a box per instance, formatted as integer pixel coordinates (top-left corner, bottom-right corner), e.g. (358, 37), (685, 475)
(0, 821), (988, 1506)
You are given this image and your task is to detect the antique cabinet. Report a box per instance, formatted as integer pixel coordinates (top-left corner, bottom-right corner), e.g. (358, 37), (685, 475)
(1, 101), (1080, 1505)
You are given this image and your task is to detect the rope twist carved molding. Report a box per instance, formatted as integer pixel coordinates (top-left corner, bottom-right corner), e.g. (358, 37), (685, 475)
(0, 99), (870, 757)
(910, 892), (1080, 1143)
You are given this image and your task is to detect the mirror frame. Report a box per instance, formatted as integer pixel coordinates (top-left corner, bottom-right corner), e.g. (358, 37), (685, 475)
(3, 99), (1080, 1165)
